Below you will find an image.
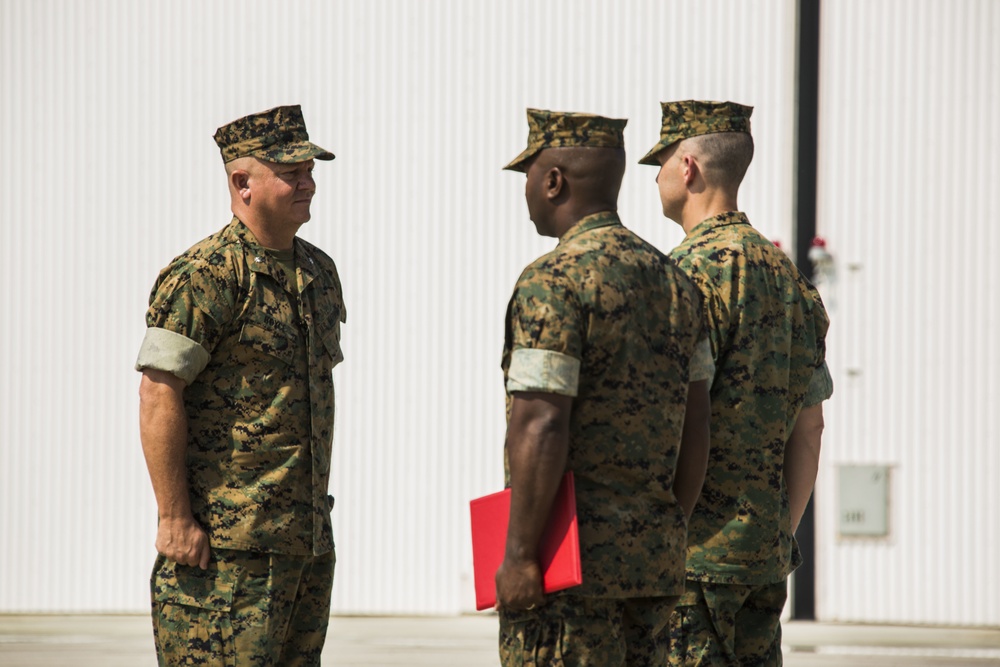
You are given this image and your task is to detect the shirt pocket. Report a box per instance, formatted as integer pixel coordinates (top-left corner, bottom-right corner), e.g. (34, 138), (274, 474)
(239, 320), (296, 366)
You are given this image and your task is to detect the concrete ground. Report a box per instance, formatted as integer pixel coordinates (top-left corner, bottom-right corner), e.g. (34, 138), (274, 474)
(1, 614), (999, 666)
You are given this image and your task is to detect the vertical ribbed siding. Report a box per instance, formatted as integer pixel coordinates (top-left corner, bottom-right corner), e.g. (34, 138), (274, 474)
(815, 0), (1000, 626)
(0, 0), (797, 613)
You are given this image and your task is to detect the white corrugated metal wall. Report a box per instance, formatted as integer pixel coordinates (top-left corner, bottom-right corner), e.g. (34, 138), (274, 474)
(815, 0), (1000, 626)
(0, 0), (799, 614)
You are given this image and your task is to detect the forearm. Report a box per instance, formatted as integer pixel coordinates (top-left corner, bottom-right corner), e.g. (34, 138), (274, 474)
(139, 370), (193, 520)
(784, 402), (825, 533)
(505, 393), (571, 561)
(673, 380), (710, 519)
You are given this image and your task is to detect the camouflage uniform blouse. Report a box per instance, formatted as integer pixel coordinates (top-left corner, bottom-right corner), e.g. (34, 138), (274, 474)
(670, 211), (833, 585)
(502, 211), (708, 598)
(136, 218), (346, 556)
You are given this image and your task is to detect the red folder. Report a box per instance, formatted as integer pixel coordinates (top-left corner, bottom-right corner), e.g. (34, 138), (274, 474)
(469, 471), (583, 611)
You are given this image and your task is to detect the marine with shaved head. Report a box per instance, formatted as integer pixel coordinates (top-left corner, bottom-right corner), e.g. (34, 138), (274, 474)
(494, 108), (713, 666)
(640, 100), (833, 667)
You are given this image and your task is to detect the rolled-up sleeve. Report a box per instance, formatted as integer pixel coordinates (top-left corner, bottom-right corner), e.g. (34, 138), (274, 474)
(803, 361), (834, 406)
(135, 327), (210, 385)
(506, 348), (581, 397)
(688, 336), (715, 383)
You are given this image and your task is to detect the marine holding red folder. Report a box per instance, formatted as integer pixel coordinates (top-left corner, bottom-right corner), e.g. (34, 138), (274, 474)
(482, 108), (714, 666)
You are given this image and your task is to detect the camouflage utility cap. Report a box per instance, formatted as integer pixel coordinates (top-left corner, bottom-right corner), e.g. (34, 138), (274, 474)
(214, 105), (335, 164)
(638, 100), (752, 165)
(504, 108), (627, 172)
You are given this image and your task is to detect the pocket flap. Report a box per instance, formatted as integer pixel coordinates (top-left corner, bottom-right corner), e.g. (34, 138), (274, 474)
(239, 321), (296, 365)
(153, 559), (237, 611)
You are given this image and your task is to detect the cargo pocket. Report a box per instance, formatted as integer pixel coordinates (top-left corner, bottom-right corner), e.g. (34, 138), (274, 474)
(151, 556), (239, 667)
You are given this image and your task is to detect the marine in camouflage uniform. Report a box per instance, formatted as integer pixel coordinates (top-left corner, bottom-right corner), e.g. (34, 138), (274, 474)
(496, 109), (714, 666)
(135, 105), (345, 667)
(640, 100), (834, 666)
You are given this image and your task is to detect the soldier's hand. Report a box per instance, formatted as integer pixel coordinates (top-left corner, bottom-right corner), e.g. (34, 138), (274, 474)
(155, 516), (211, 569)
(494, 556), (545, 612)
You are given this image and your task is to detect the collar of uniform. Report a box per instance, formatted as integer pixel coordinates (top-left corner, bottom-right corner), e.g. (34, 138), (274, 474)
(229, 216), (270, 260)
(228, 217), (302, 292)
(230, 218), (323, 291)
(292, 239), (321, 290)
(686, 210), (749, 238)
(559, 210), (622, 245)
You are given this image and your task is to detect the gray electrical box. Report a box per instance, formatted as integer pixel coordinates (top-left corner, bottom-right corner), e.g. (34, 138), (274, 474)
(838, 465), (890, 537)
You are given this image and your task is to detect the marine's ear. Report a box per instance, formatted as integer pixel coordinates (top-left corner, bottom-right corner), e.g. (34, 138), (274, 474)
(680, 152), (702, 188)
(230, 169), (251, 202)
(544, 166), (565, 201)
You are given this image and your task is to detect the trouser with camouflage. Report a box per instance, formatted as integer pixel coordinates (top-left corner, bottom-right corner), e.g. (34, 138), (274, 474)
(667, 578), (787, 666)
(499, 593), (680, 666)
(151, 547), (335, 667)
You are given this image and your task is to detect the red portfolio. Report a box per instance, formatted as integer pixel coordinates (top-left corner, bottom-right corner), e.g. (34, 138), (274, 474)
(469, 471), (583, 611)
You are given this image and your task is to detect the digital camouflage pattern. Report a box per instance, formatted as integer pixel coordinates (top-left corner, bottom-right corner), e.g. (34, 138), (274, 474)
(136, 217), (346, 556)
(638, 100), (753, 165)
(152, 548), (335, 666)
(500, 593), (678, 666)
(501, 211), (705, 598)
(669, 211), (832, 584)
(667, 579), (786, 667)
(213, 105), (335, 164)
(503, 108), (627, 172)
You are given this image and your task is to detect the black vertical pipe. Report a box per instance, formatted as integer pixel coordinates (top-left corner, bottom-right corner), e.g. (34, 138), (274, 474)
(795, 0), (821, 273)
(792, 0), (821, 621)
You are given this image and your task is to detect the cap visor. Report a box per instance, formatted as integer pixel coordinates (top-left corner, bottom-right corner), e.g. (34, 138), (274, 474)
(255, 141), (335, 164)
(638, 141), (669, 166)
(502, 146), (539, 172)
